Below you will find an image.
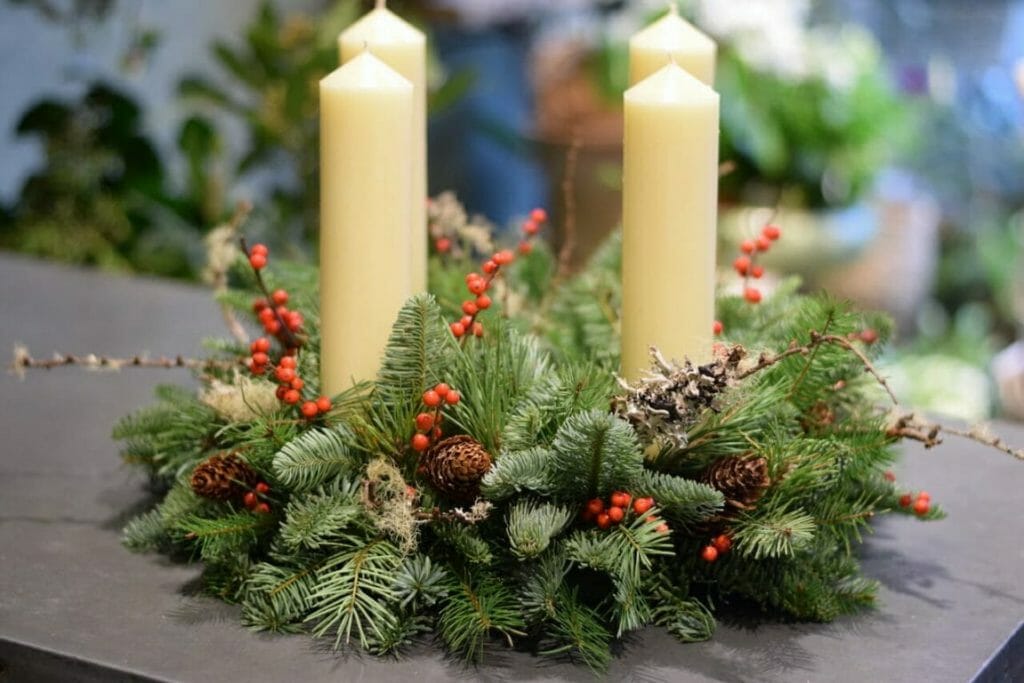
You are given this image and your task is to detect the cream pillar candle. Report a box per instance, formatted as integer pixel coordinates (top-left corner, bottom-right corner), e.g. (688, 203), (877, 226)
(621, 62), (720, 380)
(629, 4), (716, 86)
(320, 51), (414, 394)
(340, 0), (428, 293)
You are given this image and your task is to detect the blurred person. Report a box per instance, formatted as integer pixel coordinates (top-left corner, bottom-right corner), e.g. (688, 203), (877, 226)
(421, 0), (595, 226)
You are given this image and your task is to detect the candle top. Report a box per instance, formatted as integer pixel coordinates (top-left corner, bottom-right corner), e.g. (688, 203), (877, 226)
(630, 7), (715, 53)
(625, 61), (718, 107)
(340, 3), (425, 47)
(321, 50), (414, 92)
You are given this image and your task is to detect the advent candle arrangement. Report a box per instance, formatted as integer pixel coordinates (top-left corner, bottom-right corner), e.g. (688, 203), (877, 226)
(319, 49), (413, 395)
(339, 0), (428, 293)
(621, 49), (720, 379)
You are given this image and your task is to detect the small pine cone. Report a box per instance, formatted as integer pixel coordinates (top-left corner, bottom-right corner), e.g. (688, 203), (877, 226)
(422, 435), (492, 502)
(701, 455), (770, 510)
(190, 452), (259, 501)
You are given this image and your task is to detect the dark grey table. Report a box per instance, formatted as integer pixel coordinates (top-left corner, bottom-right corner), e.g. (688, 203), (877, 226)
(1, 253), (1023, 683)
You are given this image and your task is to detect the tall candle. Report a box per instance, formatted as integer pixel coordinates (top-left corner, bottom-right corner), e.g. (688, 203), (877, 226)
(320, 51), (413, 394)
(629, 4), (716, 86)
(621, 62), (719, 379)
(339, 0), (428, 293)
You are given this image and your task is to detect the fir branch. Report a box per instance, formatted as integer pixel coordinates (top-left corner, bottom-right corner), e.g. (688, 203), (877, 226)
(177, 510), (275, 562)
(539, 587), (613, 672)
(242, 559), (322, 633)
(437, 573), (526, 662)
(651, 591), (715, 643)
(505, 501), (574, 559)
(272, 426), (360, 490)
(549, 410), (644, 500)
(634, 470), (724, 525)
(480, 447), (554, 500)
(732, 508), (817, 560)
(306, 538), (404, 650)
(278, 480), (363, 551)
(392, 555), (450, 609)
(433, 522), (494, 565)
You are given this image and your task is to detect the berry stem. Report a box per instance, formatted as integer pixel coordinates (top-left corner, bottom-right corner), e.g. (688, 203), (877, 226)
(239, 237), (304, 351)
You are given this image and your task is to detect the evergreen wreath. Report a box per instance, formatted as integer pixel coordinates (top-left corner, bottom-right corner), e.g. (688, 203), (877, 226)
(15, 198), (1023, 673)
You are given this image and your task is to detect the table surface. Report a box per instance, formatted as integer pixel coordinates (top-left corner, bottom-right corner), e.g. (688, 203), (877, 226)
(1, 253), (1023, 683)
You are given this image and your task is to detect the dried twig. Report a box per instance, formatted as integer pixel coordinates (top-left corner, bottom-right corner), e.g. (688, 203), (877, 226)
(9, 345), (240, 378)
(412, 500), (493, 524)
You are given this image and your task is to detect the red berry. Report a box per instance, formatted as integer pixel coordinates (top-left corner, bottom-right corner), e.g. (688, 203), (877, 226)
(450, 322), (466, 338)
(733, 255), (751, 276)
(530, 208), (548, 223)
(316, 396), (332, 413)
(493, 250), (515, 266)
(445, 390), (461, 405)
(274, 367), (295, 384)
(301, 401), (319, 418)
(411, 433), (431, 452)
(432, 426), (443, 440)
(422, 390), (442, 407)
(586, 498), (604, 516)
(607, 506), (624, 523)
(251, 337), (271, 353)
(460, 315), (473, 329)
(264, 320), (281, 335)
(740, 239), (756, 254)
(916, 490), (931, 502)
(751, 265), (765, 279)
(251, 243), (268, 256)
(283, 389), (301, 405)
(256, 502), (271, 514)
(744, 287), (763, 304)
(762, 224), (781, 240)
(756, 236), (772, 252)
(406, 485), (418, 499)
(596, 513), (611, 530)
(468, 279), (488, 296)
(250, 364), (266, 376)
(883, 470), (896, 482)
(465, 272), (481, 284)
(712, 534), (732, 553)
(518, 241), (533, 255)
(255, 482), (270, 494)
(278, 356), (296, 369)
(483, 260), (498, 274)
(271, 289), (288, 306)
(912, 498), (930, 516)
(275, 385), (288, 400)
(610, 491), (631, 508)
(656, 523), (670, 534)
(258, 308), (276, 324)
(523, 220), (539, 236)
(415, 413), (435, 431)
(476, 294), (492, 310)
(860, 329), (879, 345)
(435, 237), (452, 253)
(243, 492), (258, 509)
(249, 253), (267, 270)
(251, 352), (269, 366)
(472, 322), (484, 337)
(434, 383), (450, 398)
(462, 301), (478, 316)
(899, 493), (913, 507)
(632, 497), (654, 514)
(287, 312), (303, 331)
(290, 377), (304, 391)
(701, 545), (719, 562)
(712, 320), (724, 335)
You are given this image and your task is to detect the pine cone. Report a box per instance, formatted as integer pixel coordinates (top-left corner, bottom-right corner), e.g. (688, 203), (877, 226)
(701, 455), (770, 510)
(190, 452), (259, 501)
(422, 435), (492, 502)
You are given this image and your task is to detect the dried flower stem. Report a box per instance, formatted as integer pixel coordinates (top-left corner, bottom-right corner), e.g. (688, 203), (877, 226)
(208, 201), (253, 344)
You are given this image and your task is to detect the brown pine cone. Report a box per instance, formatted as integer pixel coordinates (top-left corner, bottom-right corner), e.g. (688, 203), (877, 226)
(701, 454), (770, 510)
(422, 435), (492, 502)
(190, 452), (259, 501)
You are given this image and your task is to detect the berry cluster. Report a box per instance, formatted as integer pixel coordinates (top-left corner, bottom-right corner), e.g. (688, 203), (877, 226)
(732, 222), (782, 304)
(244, 243), (305, 348)
(410, 383), (461, 453)
(700, 533), (733, 563)
(247, 336), (332, 419)
(516, 207), (547, 255)
(243, 481), (272, 515)
(580, 492), (669, 533)
(899, 489), (932, 516)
